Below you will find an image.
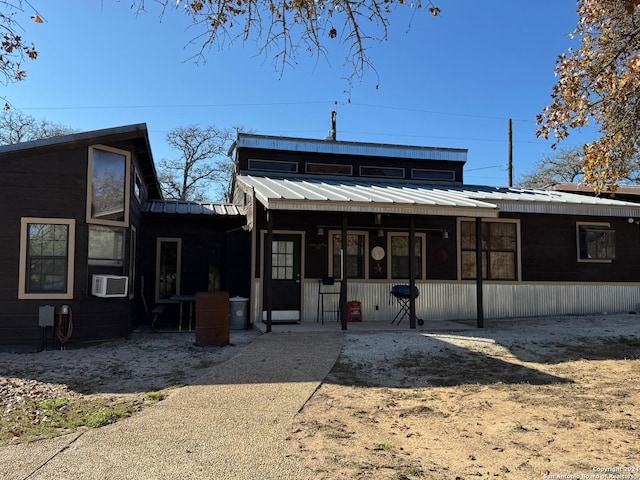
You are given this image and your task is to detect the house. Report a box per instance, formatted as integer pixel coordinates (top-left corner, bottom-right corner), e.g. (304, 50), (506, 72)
(0, 124), (247, 352)
(231, 133), (640, 330)
(549, 182), (640, 203)
(3, 124), (640, 351)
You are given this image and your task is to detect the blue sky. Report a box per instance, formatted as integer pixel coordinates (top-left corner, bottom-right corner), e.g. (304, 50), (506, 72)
(6, 1), (590, 192)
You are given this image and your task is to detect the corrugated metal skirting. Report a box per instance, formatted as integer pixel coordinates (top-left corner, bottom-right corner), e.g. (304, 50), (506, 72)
(251, 280), (640, 324)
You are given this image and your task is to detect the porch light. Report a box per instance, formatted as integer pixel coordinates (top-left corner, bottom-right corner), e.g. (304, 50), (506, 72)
(317, 226), (325, 236)
(376, 227), (384, 238)
(442, 229), (449, 239)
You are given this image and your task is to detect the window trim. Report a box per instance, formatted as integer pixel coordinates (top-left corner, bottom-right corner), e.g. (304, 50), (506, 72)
(576, 221), (615, 263)
(387, 232), (427, 280)
(86, 144), (131, 227)
(328, 230), (369, 280)
(155, 237), (182, 303)
(457, 218), (521, 282)
(18, 217), (75, 300)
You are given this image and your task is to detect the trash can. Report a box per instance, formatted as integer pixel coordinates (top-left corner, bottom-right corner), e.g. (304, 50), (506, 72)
(346, 301), (362, 322)
(229, 296), (249, 330)
(195, 291), (230, 346)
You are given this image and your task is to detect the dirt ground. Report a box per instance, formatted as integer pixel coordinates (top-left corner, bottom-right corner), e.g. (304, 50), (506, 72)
(288, 314), (640, 480)
(1, 315), (639, 480)
(0, 328), (261, 395)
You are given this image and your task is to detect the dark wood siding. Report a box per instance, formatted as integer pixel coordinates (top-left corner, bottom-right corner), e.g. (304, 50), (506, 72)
(139, 214), (249, 327)
(511, 213), (640, 282)
(0, 138), (153, 352)
(237, 147), (465, 183)
(253, 205), (459, 281)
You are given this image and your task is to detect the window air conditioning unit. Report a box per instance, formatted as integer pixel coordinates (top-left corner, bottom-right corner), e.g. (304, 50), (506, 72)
(92, 275), (129, 298)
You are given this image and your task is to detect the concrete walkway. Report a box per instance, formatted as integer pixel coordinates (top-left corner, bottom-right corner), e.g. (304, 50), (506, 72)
(1, 332), (343, 480)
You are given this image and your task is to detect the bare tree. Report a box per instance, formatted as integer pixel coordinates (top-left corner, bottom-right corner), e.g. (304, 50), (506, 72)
(517, 148), (587, 189)
(131, 0), (441, 85)
(519, 146), (640, 189)
(0, 110), (77, 144)
(157, 125), (235, 202)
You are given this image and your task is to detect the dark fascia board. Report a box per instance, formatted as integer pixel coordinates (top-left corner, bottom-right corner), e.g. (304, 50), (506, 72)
(0, 123), (148, 154)
(0, 123), (163, 200)
(236, 132), (469, 162)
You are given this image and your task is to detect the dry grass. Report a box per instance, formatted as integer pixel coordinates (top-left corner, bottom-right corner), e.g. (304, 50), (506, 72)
(289, 316), (640, 480)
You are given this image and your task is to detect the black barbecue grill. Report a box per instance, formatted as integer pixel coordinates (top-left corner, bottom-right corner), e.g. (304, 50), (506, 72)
(390, 285), (424, 326)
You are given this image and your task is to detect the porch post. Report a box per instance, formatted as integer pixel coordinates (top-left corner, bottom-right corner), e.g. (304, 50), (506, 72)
(475, 217), (484, 328)
(265, 210), (273, 333)
(408, 215), (416, 329)
(340, 214), (348, 330)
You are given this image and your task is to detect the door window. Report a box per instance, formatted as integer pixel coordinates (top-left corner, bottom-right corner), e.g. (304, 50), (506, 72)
(156, 238), (181, 301)
(271, 240), (294, 279)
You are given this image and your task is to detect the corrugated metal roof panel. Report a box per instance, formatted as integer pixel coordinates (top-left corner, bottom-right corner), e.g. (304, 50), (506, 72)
(237, 133), (468, 162)
(455, 184), (640, 214)
(237, 175), (640, 218)
(238, 175), (500, 217)
(142, 200), (244, 216)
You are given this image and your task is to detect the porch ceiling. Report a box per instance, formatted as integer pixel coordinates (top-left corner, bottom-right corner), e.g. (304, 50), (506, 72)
(237, 174), (640, 218)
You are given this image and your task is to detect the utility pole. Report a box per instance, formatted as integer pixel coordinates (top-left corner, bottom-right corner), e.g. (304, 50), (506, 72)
(508, 118), (513, 187)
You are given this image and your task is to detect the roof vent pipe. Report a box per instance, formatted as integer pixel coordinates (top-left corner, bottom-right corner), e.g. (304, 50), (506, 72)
(326, 110), (337, 141)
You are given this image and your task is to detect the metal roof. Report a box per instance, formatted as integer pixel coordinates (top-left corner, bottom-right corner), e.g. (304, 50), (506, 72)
(454, 184), (640, 216)
(142, 200), (244, 216)
(237, 174), (640, 218)
(238, 175), (498, 217)
(549, 182), (640, 196)
(236, 133), (468, 162)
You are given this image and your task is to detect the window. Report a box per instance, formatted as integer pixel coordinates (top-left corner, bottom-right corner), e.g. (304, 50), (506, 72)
(133, 169), (143, 203)
(460, 220), (519, 281)
(129, 226), (137, 298)
(86, 145), (131, 226)
(88, 225), (125, 266)
(271, 240), (294, 279)
(389, 233), (425, 279)
(156, 238), (181, 302)
(412, 169), (456, 182)
(577, 222), (615, 262)
(360, 166), (405, 178)
(306, 163), (352, 175)
(248, 159), (298, 173)
(18, 218), (75, 299)
(330, 231), (367, 279)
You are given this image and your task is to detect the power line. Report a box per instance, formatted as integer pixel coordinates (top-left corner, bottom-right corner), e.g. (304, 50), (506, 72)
(16, 99), (536, 124)
(13, 99), (593, 148)
(345, 102), (535, 123)
(17, 101), (335, 111)
(466, 165), (505, 172)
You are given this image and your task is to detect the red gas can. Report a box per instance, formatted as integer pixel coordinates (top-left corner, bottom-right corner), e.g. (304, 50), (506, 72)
(346, 301), (362, 322)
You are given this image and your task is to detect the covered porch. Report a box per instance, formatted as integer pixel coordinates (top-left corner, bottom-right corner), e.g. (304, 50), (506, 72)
(238, 174), (504, 331)
(236, 174), (640, 332)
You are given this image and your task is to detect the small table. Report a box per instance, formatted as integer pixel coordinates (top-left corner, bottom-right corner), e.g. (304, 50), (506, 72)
(169, 294), (196, 331)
